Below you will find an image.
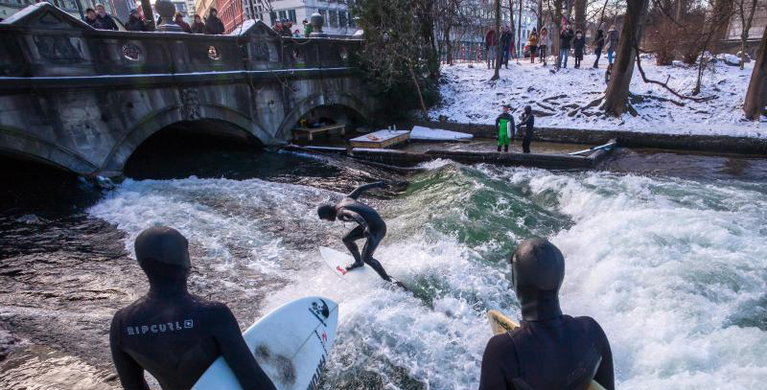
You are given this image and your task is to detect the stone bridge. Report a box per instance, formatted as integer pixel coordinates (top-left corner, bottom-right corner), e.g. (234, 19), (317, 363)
(0, 4), (377, 177)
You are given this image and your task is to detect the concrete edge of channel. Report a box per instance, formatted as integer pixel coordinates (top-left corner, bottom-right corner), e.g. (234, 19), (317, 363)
(403, 121), (767, 156)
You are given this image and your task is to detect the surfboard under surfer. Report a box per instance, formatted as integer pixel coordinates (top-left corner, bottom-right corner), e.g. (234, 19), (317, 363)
(109, 226), (277, 390)
(317, 181), (396, 284)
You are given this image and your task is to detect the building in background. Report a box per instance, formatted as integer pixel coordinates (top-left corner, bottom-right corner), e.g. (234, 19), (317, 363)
(194, 0), (215, 19)
(236, 0), (355, 36)
(1, 0), (132, 24)
(217, 0), (241, 32)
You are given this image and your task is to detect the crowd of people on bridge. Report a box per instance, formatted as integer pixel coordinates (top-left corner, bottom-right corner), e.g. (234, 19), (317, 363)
(485, 24), (620, 70)
(81, 3), (226, 34)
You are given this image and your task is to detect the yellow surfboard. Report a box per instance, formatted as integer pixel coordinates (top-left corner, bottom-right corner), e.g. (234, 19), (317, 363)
(486, 310), (607, 390)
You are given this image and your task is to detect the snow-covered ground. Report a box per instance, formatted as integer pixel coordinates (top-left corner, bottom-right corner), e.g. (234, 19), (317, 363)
(430, 54), (767, 138)
(410, 125), (473, 141)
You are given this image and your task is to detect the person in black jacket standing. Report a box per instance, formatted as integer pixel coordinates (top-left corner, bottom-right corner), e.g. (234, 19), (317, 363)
(573, 30), (586, 68)
(205, 8), (225, 34)
(558, 25), (574, 68)
(95, 4), (119, 30)
(516, 105), (535, 154)
(126, 9), (146, 31)
(593, 29), (605, 68)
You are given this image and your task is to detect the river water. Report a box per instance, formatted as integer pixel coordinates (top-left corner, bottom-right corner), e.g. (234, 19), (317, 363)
(1, 141), (766, 390)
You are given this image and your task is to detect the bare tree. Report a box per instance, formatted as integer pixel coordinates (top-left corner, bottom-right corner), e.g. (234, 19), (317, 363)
(491, 0), (502, 80)
(744, 24), (767, 119)
(735, 0), (759, 69)
(601, 0), (650, 116)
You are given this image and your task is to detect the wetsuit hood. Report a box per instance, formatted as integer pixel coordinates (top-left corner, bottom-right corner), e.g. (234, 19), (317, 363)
(135, 226), (191, 269)
(317, 203), (336, 221)
(510, 237), (564, 321)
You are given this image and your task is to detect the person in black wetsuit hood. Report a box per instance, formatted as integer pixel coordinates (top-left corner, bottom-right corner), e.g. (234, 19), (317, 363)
(318, 181), (394, 283)
(479, 237), (614, 390)
(109, 226), (276, 390)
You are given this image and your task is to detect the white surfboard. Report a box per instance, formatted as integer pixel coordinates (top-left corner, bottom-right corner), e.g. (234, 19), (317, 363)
(192, 296), (338, 390)
(319, 246), (406, 290)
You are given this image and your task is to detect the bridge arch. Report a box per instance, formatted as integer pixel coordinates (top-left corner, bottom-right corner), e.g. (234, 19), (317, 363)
(0, 126), (99, 175)
(101, 104), (270, 177)
(276, 92), (372, 141)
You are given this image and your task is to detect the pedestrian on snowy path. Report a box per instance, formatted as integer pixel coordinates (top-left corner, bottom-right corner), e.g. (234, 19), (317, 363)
(593, 29), (605, 68)
(606, 25), (619, 65)
(496, 105), (515, 153)
(559, 25), (574, 68)
(528, 28), (539, 64)
(516, 105), (535, 154)
(501, 26), (512, 68)
(539, 28), (550, 66)
(573, 30), (585, 68)
(485, 28), (497, 69)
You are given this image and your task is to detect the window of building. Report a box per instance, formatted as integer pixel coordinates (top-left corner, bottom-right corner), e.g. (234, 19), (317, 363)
(328, 10), (338, 27)
(319, 8), (327, 22)
(269, 11), (276, 23)
(278, 10), (287, 20)
(339, 11), (346, 27)
(288, 9), (296, 23)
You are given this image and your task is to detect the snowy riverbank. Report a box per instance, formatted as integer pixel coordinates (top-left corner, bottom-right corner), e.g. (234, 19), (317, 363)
(430, 54), (767, 139)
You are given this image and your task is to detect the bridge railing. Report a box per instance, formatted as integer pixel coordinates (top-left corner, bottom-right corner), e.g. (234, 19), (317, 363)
(0, 3), (363, 80)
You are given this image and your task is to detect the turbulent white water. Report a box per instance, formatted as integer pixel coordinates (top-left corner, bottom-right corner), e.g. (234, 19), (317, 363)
(88, 162), (767, 390)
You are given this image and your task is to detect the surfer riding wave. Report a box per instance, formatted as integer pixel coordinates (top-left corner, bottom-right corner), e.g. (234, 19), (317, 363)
(317, 181), (398, 284)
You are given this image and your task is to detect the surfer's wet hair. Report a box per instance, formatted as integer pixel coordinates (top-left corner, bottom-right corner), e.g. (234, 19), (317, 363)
(317, 203), (336, 220)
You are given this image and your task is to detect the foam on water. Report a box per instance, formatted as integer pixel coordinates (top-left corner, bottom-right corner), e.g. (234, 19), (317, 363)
(88, 161), (767, 389)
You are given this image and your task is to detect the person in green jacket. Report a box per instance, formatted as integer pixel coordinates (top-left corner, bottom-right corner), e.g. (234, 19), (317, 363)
(303, 19), (313, 37)
(495, 105), (515, 152)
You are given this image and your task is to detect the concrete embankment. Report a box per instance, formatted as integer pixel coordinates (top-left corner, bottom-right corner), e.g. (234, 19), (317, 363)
(283, 144), (614, 170)
(403, 121), (767, 155)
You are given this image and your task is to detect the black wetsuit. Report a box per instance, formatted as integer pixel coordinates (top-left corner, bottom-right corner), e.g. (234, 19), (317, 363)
(479, 315), (615, 390)
(336, 182), (391, 281)
(110, 226), (276, 390)
(517, 113), (534, 154)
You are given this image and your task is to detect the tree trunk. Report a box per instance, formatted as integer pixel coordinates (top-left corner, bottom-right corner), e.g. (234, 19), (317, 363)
(740, 0), (758, 70)
(141, 0), (156, 31)
(601, 0), (650, 116)
(744, 25), (767, 120)
(554, 0), (563, 69)
(575, 0), (586, 32)
(509, 0), (515, 57)
(409, 66), (429, 120)
(537, 0), (543, 35)
(711, 0), (734, 43)
(517, 0), (523, 61)
(491, 0), (501, 80)
(445, 25), (453, 65)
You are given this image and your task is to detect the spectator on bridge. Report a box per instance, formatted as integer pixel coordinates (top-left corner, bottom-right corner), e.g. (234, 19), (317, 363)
(528, 28), (539, 64)
(274, 20), (284, 35)
(126, 9), (147, 31)
(606, 25), (619, 65)
(573, 29), (585, 68)
(84, 8), (104, 29)
(175, 12), (192, 33)
(485, 27), (497, 69)
(293, 29), (301, 37)
(204, 8), (225, 34)
(280, 21), (292, 37)
(191, 15), (205, 33)
(95, 4), (119, 30)
(538, 27), (549, 66)
(559, 24), (574, 68)
(593, 29), (605, 68)
(500, 26), (512, 69)
(303, 19), (312, 37)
